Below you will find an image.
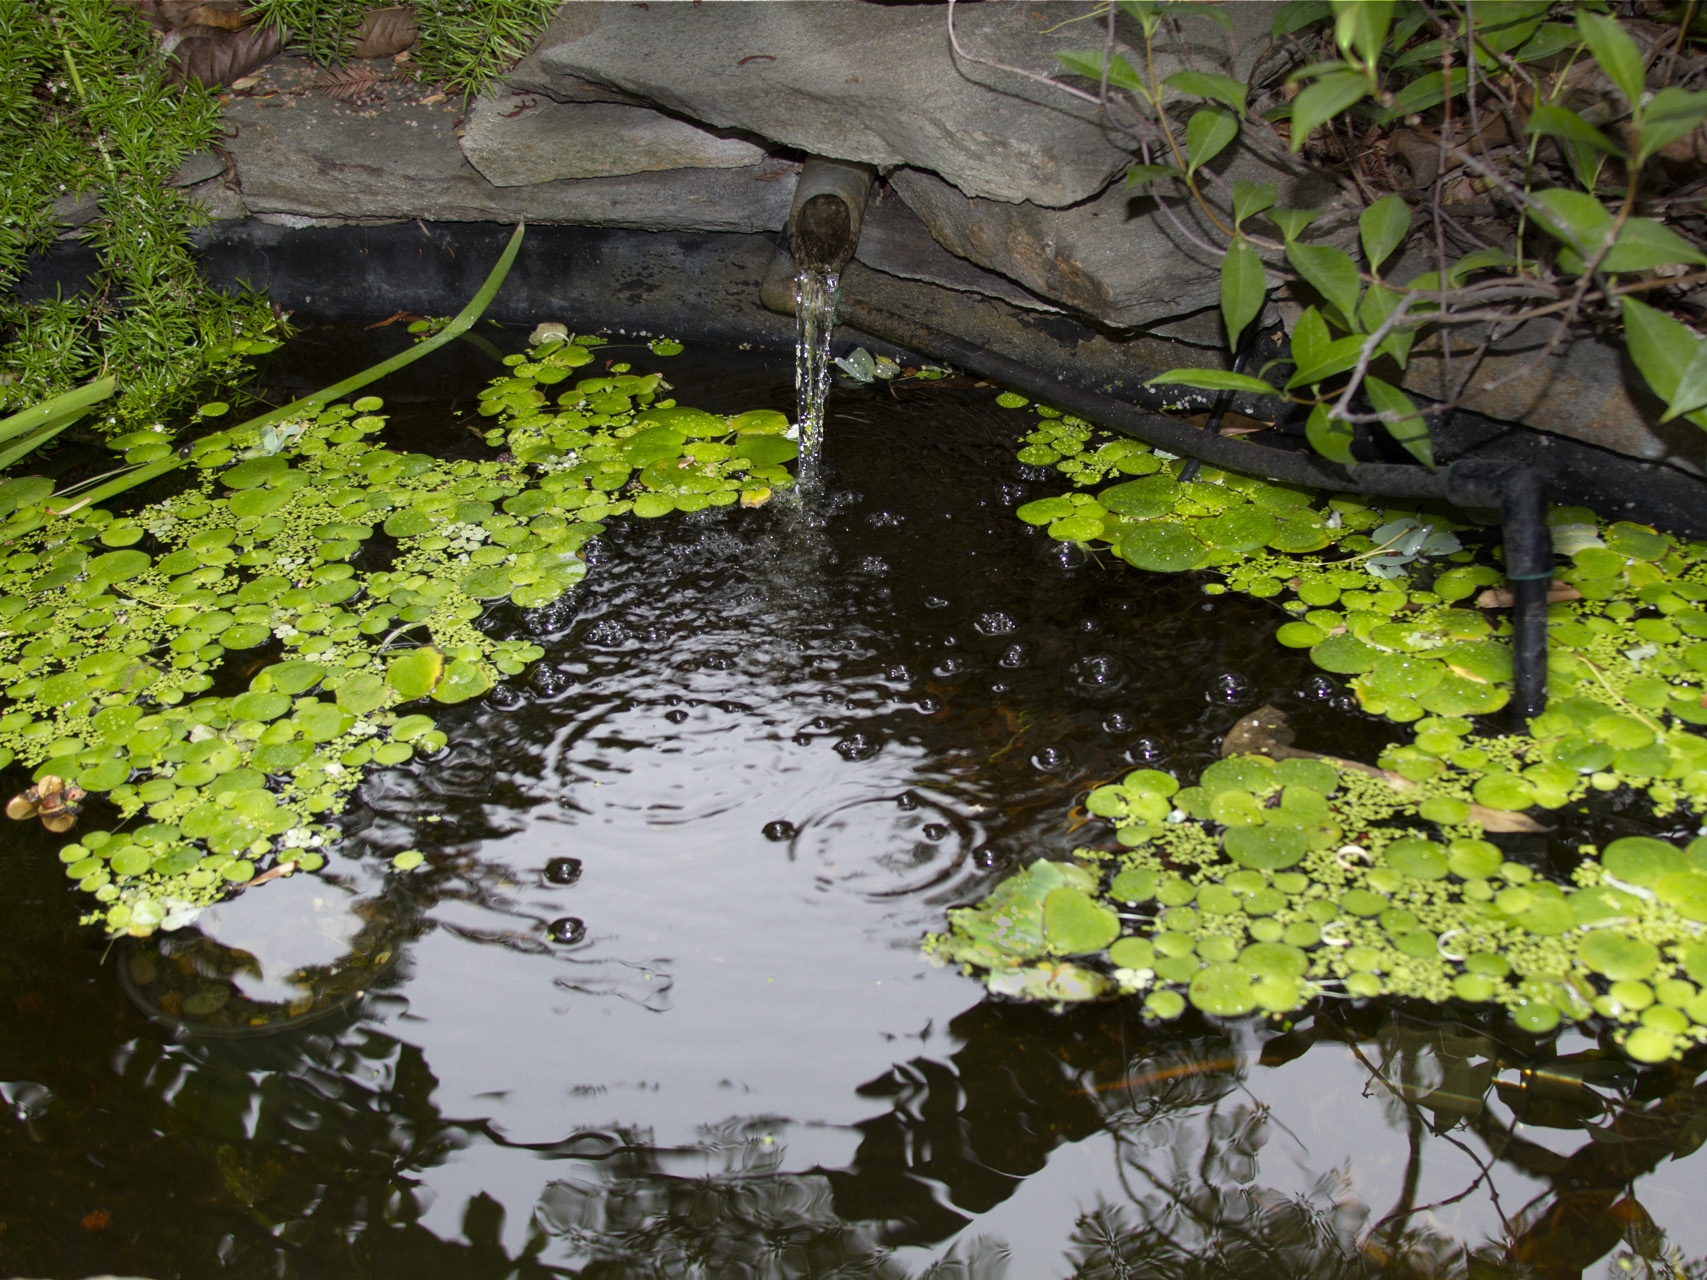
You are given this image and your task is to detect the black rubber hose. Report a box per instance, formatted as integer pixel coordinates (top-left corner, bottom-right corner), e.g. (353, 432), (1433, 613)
(1445, 460), (1553, 722)
(839, 299), (1555, 720)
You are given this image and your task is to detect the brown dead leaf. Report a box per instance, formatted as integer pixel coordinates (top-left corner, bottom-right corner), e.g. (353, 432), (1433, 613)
(351, 6), (418, 59)
(166, 22), (284, 89)
(1475, 582), (1582, 609)
(1220, 705), (1296, 758)
(312, 65), (389, 102)
(182, 3), (246, 30)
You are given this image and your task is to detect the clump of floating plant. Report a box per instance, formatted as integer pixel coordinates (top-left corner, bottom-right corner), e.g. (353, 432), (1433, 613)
(926, 394), (1707, 1063)
(0, 326), (793, 940)
(926, 741), (1707, 1065)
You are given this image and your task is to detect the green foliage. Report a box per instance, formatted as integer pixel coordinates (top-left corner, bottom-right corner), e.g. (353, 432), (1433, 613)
(252, 0), (560, 97)
(1043, 0), (1707, 465)
(0, 0), (281, 427)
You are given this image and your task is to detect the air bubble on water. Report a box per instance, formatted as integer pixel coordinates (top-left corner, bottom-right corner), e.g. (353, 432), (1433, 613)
(990, 682), (1009, 694)
(665, 709), (689, 724)
(859, 556), (889, 574)
(1206, 672), (1250, 705)
(762, 820), (798, 842)
(546, 917), (586, 945)
(923, 596), (950, 610)
(530, 665), (574, 696)
(1031, 745), (1070, 772)
(1103, 710), (1134, 734)
(835, 733), (880, 761)
(1132, 736), (1171, 763)
(487, 684), (526, 712)
(584, 619), (630, 647)
(1042, 540), (1087, 570)
(544, 857), (583, 886)
(1301, 674), (1337, 700)
(922, 823), (950, 841)
(998, 643), (1030, 669)
(1332, 695), (1359, 714)
(1078, 618), (1101, 634)
(1, 1081), (51, 1122)
(1072, 653), (1127, 691)
(917, 696), (941, 713)
(933, 657), (966, 677)
(896, 792), (920, 811)
(887, 664), (913, 682)
(974, 611), (1017, 636)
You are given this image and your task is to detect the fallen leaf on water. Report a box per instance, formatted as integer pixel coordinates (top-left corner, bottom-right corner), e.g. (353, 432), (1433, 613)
(1476, 582), (1583, 608)
(1219, 704), (1295, 757)
(7, 775), (87, 832)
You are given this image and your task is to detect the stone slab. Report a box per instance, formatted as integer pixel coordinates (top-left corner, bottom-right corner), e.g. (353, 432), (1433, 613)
(460, 93), (765, 187)
(852, 187), (1057, 312)
(219, 59), (796, 232)
(531, 0), (1144, 207)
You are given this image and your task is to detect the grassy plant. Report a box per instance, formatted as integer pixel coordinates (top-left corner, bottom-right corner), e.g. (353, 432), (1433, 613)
(0, 0), (281, 431)
(252, 0), (560, 97)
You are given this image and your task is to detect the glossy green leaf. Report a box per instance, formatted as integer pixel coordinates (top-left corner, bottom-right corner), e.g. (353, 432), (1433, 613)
(1126, 163), (1183, 188)
(1185, 106), (1239, 174)
(1640, 86), (1707, 165)
(1285, 242), (1361, 325)
(1145, 369), (1279, 395)
(335, 671), (389, 715)
(1166, 69), (1247, 115)
(432, 658), (492, 704)
(1043, 886), (1121, 954)
(1231, 178), (1276, 229)
(1305, 402), (1355, 465)
(1526, 103), (1625, 157)
(1576, 10), (1645, 111)
(1358, 195), (1411, 274)
(1054, 48), (1147, 95)
(1220, 238), (1267, 355)
(1622, 297), (1707, 427)
(1289, 70), (1370, 152)
(1364, 376), (1433, 468)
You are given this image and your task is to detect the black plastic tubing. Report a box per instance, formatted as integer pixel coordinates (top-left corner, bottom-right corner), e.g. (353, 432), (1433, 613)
(841, 299), (1555, 722)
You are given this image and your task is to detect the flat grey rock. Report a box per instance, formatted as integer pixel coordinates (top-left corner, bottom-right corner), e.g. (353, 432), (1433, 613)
(853, 188), (1057, 312)
(461, 93), (765, 187)
(220, 63), (796, 232)
(891, 162), (1345, 332)
(531, 0), (1147, 207)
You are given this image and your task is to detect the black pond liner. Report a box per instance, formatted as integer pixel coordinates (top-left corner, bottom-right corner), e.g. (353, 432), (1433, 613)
(24, 218), (1703, 724)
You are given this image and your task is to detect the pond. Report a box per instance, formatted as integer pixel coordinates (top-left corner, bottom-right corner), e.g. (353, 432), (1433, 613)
(1, 329), (1704, 1279)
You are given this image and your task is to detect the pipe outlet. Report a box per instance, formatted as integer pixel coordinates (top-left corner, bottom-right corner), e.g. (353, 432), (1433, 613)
(788, 159), (875, 275)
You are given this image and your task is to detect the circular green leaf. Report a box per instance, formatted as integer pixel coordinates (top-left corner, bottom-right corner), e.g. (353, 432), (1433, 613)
(1310, 633), (1377, 674)
(1579, 931), (1660, 981)
(1042, 886), (1120, 953)
(1188, 962), (1258, 1016)
(1603, 836), (1686, 886)
(1385, 836), (1448, 880)
(1119, 521), (1206, 572)
(1223, 825), (1307, 870)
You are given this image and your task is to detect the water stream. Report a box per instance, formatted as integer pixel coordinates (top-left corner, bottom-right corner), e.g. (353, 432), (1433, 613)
(793, 267), (838, 484)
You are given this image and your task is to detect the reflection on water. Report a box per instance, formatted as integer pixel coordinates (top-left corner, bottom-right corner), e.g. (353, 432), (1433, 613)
(1, 334), (1705, 1277)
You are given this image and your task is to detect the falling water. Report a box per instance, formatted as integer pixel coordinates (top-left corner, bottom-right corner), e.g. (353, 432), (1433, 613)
(793, 266), (838, 485)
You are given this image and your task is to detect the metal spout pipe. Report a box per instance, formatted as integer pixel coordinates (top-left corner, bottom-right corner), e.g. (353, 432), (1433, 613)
(788, 159), (875, 275)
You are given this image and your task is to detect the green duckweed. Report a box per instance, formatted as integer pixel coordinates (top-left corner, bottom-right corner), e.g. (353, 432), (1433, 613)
(0, 333), (788, 937)
(924, 392), (1707, 1066)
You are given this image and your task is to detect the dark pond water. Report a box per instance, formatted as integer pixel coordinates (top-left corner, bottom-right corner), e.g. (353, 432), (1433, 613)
(2, 333), (1706, 1278)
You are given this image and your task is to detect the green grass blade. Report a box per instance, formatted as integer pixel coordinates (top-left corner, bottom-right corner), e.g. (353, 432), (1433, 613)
(0, 416), (77, 472)
(0, 375), (116, 445)
(227, 221), (527, 445)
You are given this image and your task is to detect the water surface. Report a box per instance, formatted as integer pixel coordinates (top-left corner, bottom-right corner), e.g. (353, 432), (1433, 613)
(1, 335), (1704, 1278)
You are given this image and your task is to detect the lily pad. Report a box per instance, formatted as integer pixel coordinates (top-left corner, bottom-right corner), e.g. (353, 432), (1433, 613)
(432, 658), (492, 704)
(1119, 522), (1206, 572)
(387, 646), (445, 701)
(1042, 886), (1120, 954)
(1223, 825), (1307, 870)
(1579, 931), (1660, 981)
(1603, 836), (1686, 886)
(1310, 633), (1377, 674)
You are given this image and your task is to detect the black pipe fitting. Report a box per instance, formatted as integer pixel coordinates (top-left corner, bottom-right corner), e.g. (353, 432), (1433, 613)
(840, 300), (1557, 727)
